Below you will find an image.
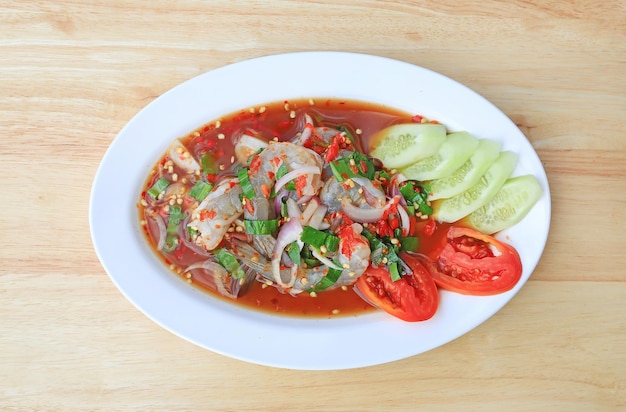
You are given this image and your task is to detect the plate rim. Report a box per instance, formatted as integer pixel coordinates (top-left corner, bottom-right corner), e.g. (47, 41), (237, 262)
(89, 51), (551, 370)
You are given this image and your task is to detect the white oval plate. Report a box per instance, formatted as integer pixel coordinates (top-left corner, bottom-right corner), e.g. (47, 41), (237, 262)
(90, 52), (551, 370)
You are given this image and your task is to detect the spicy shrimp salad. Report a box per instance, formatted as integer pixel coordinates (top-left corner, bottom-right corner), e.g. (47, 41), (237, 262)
(138, 99), (535, 322)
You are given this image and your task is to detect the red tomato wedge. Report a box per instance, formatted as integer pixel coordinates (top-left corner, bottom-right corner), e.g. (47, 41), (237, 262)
(354, 253), (438, 322)
(420, 227), (522, 296)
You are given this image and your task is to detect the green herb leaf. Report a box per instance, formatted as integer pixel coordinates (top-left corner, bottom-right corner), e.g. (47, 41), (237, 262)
(243, 219), (279, 235)
(214, 248), (246, 279)
(238, 167), (256, 199)
(188, 180), (213, 201)
(147, 177), (169, 199)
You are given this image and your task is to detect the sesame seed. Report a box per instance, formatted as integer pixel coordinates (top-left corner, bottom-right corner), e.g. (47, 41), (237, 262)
(235, 226), (243, 232)
(309, 291), (318, 298)
(420, 214), (429, 220)
(284, 103), (289, 111)
(332, 309), (340, 315)
(140, 220), (147, 226)
(341, 285), (348, 291)
(215, 120), (221, 128)
(390, 238), (400, 245)
(193, 131), (200, 137)
(176, 198), (183, 205)
(251, 256), (259, 262)
(348, 271), (356, 277)
(349, 158), (356, 166)
(140, 199), (148, 207)
(265, 279), (274, 286)
(421, 117), (429, 124)
(195, 170), (201, 176)
(356, 128), (362, 135)
(219, 164), (225, 171)
(342, 263), (350, 269)
(308, 98), (315, 105)
(186, 279), (192, 284)
(169, 264), (176, 270)
(172, 173), (178, 182)
(390, 169), (397, 174)
(218, 133), (225, 140)
(301, 277), (309, 285)
(185, 273), (192, 279)
(168, 199), (175, 206)
(272, 137), (278, 142)
(261, 283), (268, 289)
(230, 155), (235, 164)
(289, 110), (296, 119)
(382, 257), (388, 264)
(168, 166), (174, 174)
(259, 106), (266, 114)
(249, 107), (256, 114)
(320, 245), (327, 254)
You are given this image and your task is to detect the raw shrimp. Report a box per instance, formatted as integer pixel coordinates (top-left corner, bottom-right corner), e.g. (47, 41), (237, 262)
(188, 178), (243, 251)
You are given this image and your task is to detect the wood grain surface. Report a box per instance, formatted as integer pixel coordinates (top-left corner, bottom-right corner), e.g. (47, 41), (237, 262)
(1, 1), (624, 410)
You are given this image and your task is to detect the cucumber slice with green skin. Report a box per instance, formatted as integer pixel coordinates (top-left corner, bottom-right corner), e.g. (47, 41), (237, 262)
(433, 151), (518, 223)
(401, 131), (479, 181)
(463, 175), (543, 234)
(369, 123), (446, 169)
(427, 139), (501, 200)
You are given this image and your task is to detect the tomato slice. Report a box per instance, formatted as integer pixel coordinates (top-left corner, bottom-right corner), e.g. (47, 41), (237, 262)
(354, 253), (438, 322)
(421, 226), (522, 296)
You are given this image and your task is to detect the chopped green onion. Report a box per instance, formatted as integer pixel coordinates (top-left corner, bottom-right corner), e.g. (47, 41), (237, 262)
(329, 158), (356, 182)
(238, 167), (256, 199)
(285, 181), (296, 191)
(276, 162), (289, 180)
(400, 181), (433, 216)
(406, 204), (415, 216)
(301, 226), (339, 251)
(399, 236), (420, 252)
(243, 219), (279, 235)
(188, 180), (213, 201)
(163, 205), (185, 252)
(147, 177), (169, 199)
(287, 242), (301, 265)
(349, 152), (375, 180)
(324, 235), (340, 253)
(279, 198), (289, 218)
(389, 261), (401, 282)
(329, 152), (376, 182)
(187, 226), (199, 240)
(309, 267), (342, 292)
(214, 248), (245, 279)
(337, 125), (355, 144)
(201, 153), (217, 174)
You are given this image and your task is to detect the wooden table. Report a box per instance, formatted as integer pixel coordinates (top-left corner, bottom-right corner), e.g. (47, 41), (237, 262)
(2, 1), (624, 410)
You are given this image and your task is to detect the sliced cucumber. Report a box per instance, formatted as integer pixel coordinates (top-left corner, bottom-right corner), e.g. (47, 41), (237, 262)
(463, 175), (543, 234)
(427, 139), (501, 200)
(433, 151), (518, 223)
(369, 123), (446, 169)
(401, 131), (479, 181)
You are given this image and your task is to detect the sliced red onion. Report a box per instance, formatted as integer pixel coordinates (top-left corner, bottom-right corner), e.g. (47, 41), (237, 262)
(273, 165), (321, 193)
(182, 260), (240, 299)
(286, 198), (301, 220)
(351, 177), (386, 208)
(296, 195), (313, 205)
(341, 196), (399, 223)
(299, 197), (320, 224)
(388, 174), (407, 206)
(152, 213), (167, 251)
(273, 188), (289, 215)
(310, 247), (343, 270)
(271, 218), (303, 288)
(307, 204), (328, 229)
(397, 205), (411, 237)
